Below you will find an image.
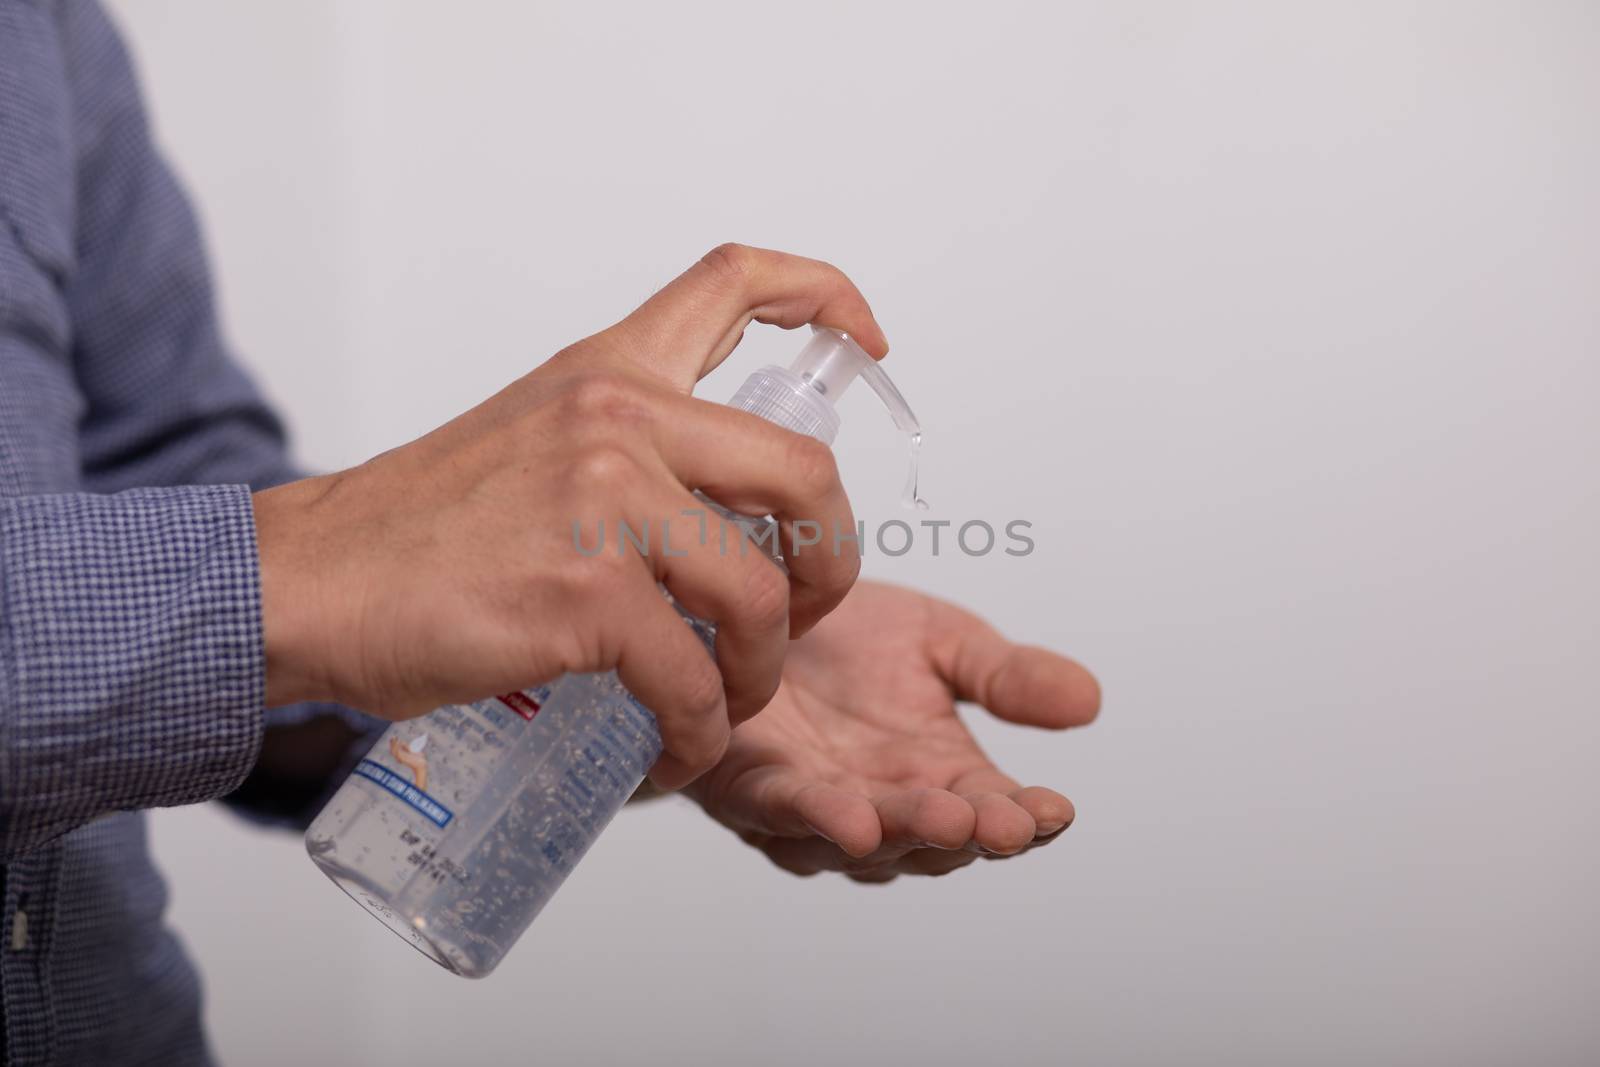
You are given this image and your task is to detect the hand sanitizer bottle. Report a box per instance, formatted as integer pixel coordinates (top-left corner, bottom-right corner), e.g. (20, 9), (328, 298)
(305, 327), (921, 977)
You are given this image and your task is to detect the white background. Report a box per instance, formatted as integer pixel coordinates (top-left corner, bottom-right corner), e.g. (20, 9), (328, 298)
(105, 2), (1598, 1064)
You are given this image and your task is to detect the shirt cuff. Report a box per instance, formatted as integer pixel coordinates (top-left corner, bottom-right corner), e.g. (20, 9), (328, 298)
(0, 485), (265, 855)
(222, 700), (387, 831)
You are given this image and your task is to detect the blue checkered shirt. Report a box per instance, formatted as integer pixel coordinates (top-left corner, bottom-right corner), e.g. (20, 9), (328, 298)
(1, 3), (376, 1063)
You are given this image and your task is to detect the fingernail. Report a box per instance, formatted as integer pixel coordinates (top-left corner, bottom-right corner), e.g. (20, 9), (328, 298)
(1034, 820), (1068, 838)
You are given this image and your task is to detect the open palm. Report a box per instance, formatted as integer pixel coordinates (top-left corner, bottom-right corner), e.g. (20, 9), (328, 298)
(687, 580), (1100, 881)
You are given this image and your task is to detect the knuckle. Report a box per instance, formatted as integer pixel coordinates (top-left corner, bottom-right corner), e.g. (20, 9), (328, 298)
(829, 546), (863, 599)
(815, 257), (850, 288)
(842, 536), (863, 575)
(683, 732), (730, 777)
(556, 551), (624, 602)
(550, 341), (587, 365)
(566, 371), (648, 424)
(570, 441), (639, 493)
(699, 242), (757, 287)
(668, 680), (729, 771)
(784, 434), (841, 500)
(805, 255), (856, 301)
(738, 561), (791, 634)
(677, 660), (727, 722)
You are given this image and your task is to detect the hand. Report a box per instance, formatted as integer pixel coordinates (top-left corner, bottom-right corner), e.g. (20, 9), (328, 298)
(687, 580), (1100, 880)
(254, 244), (888, 789)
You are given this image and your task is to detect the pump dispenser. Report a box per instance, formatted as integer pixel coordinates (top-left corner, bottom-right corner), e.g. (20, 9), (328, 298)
(732, 326), (920, 445)
(306, 327), (920, 977)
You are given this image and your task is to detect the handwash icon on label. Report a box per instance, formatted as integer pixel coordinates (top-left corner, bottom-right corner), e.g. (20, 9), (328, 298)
(388, 733), (430, 790)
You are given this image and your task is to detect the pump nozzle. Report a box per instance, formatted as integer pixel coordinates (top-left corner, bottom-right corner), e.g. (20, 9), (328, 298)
(727, 326), (926, 509)
(789, 327), (922, 439)
(729, 326), (921, 447)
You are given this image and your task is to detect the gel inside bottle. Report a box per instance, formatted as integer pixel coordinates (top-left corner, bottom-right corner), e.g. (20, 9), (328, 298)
(305, 327), (921, 977)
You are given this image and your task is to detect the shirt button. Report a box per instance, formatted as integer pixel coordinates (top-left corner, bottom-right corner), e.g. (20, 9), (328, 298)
(10, 907), (27, 951)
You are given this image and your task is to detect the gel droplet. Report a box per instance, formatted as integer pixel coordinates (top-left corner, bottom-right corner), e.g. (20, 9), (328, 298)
(903, 431), (930, 511)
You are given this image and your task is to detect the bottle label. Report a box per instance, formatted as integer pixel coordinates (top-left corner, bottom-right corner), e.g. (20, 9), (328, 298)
(308, 683), (558, 896)
(350, 759), (455, 827)
(495, 690), (542, 720)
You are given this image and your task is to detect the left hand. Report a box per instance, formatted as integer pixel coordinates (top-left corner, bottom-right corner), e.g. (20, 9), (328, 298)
(687, 580), (1100, 882)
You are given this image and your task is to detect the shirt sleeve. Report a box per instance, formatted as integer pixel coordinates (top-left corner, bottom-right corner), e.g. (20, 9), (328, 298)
(60, 0), (299, 496)
(0, 484), (264, 858)
(48, 1), (382, 829)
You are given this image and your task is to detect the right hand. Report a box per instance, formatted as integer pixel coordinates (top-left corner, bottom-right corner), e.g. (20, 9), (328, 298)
(253, 244), (890, 789)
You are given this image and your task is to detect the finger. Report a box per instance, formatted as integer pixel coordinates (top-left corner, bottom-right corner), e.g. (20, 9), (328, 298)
(612, 244), (890, 391)
(835, 845), (979, 881)
(949, 767), (1023, 795)
(793, 783), (883, 858)
(754, 822), (916, 876)
(649, 399), (859, 634)
(759, 801), (1052, 881)
(873, 788), (976, 851)
(949, 767), (1075, 838)
(961, 792), (1037, 856)
(758, 830), (1003, 881)
(748, 788), (976, 877)
(605, 579), (731, 791)
(1011, 785), (1076, 837)
(781, 841), (988, 882)
(926, 599), (1102, 728)
(707, 765), (882, 858)
(755, 835), (848, 877)
(641, 483), (791, 725)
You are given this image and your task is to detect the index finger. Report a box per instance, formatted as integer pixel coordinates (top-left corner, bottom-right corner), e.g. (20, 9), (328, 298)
(608, 243), (890, 391)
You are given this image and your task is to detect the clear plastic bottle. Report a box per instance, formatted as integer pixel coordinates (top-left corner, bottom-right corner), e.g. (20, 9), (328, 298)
(305, 327), (921, 977)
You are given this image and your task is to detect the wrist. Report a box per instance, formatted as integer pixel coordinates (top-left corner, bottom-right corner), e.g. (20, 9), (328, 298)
(253, 476), (342, 706)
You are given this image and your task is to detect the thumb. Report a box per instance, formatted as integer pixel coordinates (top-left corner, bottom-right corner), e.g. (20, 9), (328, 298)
(598, 243), (890, 392)
(926, 601), (1101, 730)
